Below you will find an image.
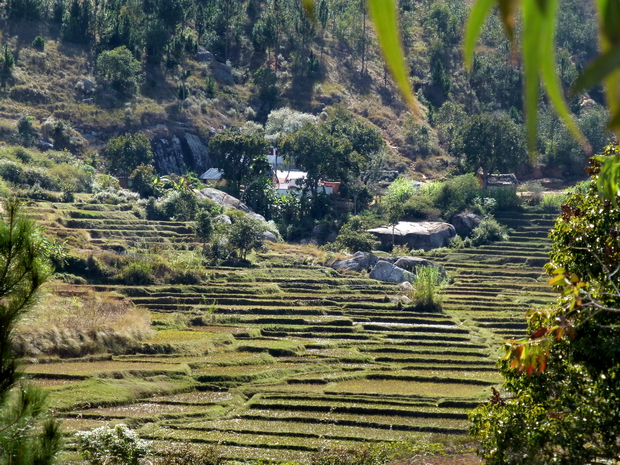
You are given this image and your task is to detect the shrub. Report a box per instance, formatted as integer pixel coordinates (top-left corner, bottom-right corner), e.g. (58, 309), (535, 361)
(32, 36), (45, 50)
(331, 216), (379, 253)
(538, 193), (568, 213)
(484, 186), (522, 211)
(96, 46), (142, 94)
(410, 266), (445, 312)
(402, 194), (441, 220)
(76, 424), (150, 465)
(17, 115), (38, 146)
(155, 443), (224, 465)
(104, 132), (153, 176)
(431, 173), (480, 219)
(519, 180), (544, 205)
(120, 261), (154, 285)
(470, 217), (509, 246)
(312, 445), (388, 465)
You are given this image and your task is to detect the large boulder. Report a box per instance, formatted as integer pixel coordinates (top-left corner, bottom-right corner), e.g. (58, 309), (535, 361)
(369, 261), (414, 283)
(209, 60), (234, 86)
(332, 251), (378, 273)
(451, 212), (482, 237)
(394, 256), (438, 273)
(196, 47), (214, 63)
(196, 188), (266, 223)
(367, 222), (456, 251)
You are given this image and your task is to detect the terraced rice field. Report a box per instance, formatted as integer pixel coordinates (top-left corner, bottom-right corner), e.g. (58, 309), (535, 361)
(22, 200), (557, 462)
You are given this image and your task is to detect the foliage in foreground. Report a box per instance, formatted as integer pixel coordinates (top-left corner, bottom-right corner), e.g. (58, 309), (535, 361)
(76, 424), (150, 465)
(470, 146), (620, 464)
(0, 200), (62, 464)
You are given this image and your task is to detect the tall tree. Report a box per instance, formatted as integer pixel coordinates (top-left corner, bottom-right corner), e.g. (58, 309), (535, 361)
(0, 200), (62, 464)
(208, 127), (269, 197)
(455, 112), (526, 189)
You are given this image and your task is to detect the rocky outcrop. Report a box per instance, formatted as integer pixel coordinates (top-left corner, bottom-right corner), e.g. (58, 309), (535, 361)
(152, 136), (185, 175)
(209, 61), (234, 86)
(331, 252), (378, 273)
(182, 133), (213, 172)
(152, 133), (212, 175)
(451, 212), (482, 237)
(369, 261), (414, 283)
(368, 222), (456, 251)
(196, 188), (266, 223)
(196, 47), (214, 62)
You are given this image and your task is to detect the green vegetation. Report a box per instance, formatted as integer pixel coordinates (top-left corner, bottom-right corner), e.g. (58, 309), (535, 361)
(470, 146), (620, 464)
(0, 200), (62, 464)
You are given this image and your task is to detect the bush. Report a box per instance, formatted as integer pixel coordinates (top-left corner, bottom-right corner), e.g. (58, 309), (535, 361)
(484, 187), (521, 211)
(431, 173), (480, 219)
(105, 132), (153, 176)
(120, 261), (154, 285)
(410, 266), (445, 312)
(519, 180), (544, 205)
(538, 193), (568, 213)
(470, 217), (509, 246)
(402, 194), (441, 220)
(76, 424), (150, 465)
(96, 46), (142, 95)
(32, 36), (45, 50)
(155, 443), (224, 465)
(312, 445), (388, 465)
(331, 216), (379, 253)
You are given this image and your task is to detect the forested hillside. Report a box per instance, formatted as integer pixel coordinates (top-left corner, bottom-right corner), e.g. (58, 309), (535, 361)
(0, 0), (607, 179)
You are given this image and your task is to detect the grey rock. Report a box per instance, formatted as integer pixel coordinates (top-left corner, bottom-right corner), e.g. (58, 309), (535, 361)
(82, 98), (94, 104)
(394, 256), (436, 273)
(152, 136), (185, 175)
(332, 251), (378, 273)
(368, 221), (456, 251)
(216, 214), (232, 225)
(263, 231), (278, 242)
(196, 47), (214, 63)
(183, 133), (212, 173)
(211, 68), (235, 86)
(197, 188), (266, 223)
(399, 281), (413, 292)
(451, 212), (482, 237)
(77, 77), (94, 92)
(369, 260), (414, 283)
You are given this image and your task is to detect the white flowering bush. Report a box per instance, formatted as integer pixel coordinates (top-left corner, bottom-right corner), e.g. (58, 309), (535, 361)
(76, 424), (151, 465)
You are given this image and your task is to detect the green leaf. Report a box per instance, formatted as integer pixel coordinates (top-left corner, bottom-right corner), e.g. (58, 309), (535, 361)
(572, 47), (620, 95)
(464, 0), (497, 70)
(367, 0), (419, 116)
(522, 0), (542, 153)
(537, 0), (590, 153)
(609, 106), (620, 134)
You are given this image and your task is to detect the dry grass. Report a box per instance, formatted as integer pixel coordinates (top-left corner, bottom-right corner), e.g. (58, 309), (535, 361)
(14, 284), (153, 357)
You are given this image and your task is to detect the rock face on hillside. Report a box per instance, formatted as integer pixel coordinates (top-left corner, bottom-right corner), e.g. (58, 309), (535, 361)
(196, 188), (266, 223)
(367, 222), (456, 251)
(152, 133), (213, 175)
